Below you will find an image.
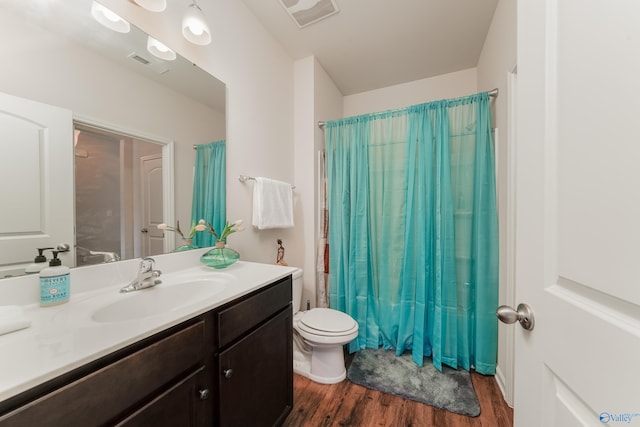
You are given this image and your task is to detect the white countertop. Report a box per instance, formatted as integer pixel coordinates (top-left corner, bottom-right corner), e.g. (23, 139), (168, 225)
(0, 250), (296, 403)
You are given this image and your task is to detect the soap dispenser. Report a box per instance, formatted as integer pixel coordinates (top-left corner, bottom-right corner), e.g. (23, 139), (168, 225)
(39, 250), (70, 307)
(25, 247), (54, 274)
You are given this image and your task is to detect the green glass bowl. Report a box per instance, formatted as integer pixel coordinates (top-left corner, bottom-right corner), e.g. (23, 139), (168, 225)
(200, 246), (239, 269)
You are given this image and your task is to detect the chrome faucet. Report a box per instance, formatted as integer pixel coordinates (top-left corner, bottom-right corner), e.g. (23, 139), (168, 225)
(119, 257), (162, 293)
(90, 250), (120, 263)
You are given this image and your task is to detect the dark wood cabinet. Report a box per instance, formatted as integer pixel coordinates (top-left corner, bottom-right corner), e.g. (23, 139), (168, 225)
(215, 275), (293, 427)
(218, 308), (293, 427)
(0, 274), (293, 427)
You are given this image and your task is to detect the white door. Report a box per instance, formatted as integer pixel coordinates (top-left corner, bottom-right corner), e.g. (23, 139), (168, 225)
(0, 92), (75, 270)
(512, 1), (640, 425)
(140, 154), (164, 257)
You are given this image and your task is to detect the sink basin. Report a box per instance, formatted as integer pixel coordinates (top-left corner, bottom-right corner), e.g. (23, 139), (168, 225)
(92, 279), (227, 323)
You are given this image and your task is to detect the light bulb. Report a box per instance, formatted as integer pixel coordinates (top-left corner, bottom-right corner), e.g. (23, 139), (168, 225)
(182, 3), (211, 46)
(91, 1), (130, 33)
(133, 0), (167, 12)
(147, 36), (177, 61)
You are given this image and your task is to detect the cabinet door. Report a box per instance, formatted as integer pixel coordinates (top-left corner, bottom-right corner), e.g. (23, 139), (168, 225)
(218, 307), (293, 427)
(116, 366), (212, 427)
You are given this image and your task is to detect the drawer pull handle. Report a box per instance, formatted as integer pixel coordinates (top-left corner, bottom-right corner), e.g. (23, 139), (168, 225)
(198, 388), (210, 400)
(223, 368), (233, 379)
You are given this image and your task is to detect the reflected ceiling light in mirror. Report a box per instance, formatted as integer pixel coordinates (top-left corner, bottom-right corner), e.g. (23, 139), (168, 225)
(90, 1), (131, 33)
(147, 36), (177, 61)
(133, 0), (167, 12)
(182, 1), (212, 46)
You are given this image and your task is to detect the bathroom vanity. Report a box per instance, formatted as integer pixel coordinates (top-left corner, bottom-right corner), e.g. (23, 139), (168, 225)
(0, 252), (294, 427)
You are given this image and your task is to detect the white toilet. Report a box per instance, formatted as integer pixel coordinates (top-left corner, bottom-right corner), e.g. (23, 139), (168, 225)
(291, 268), (359, 384)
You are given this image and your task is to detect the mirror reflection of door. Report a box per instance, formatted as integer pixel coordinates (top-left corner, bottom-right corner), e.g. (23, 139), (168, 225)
(0, 92), (75, 274)
(74, 123), (163, 266)
(140, 154), (164, 257)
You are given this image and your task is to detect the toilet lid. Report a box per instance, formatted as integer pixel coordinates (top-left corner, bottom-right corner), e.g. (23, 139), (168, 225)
(299, 308), (357, 333)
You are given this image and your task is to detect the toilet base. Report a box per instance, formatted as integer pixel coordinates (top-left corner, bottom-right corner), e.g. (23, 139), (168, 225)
(293, 341), (347, 384)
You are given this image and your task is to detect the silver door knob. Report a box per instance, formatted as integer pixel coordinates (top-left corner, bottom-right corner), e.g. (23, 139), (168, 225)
(223, 369), (233, 379)
(496, 303), (535, 331)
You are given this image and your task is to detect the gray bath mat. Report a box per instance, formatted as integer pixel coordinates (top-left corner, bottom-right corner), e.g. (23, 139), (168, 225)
(346, 348), (481, 417)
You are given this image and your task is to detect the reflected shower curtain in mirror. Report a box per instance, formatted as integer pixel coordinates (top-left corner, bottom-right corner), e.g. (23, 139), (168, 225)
(191, 140), (226, 248)
(325, 92), (498, 374)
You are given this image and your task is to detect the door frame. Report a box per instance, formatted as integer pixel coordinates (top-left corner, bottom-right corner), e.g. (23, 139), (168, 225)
(495, 67), (519, 408)
(74, 114), (175, 254)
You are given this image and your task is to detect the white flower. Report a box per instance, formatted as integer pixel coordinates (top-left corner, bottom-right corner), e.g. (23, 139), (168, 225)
(207, 219), (244, 242)
(157, 219), (206, 239)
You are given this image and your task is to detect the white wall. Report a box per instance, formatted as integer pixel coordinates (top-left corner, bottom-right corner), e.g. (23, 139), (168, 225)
(293, 56), (343, 309)
(293, 57), (316, 310)
(343, 68), (478, 117)
(477, 0), (517, 407)
(312, 60), (344, 307)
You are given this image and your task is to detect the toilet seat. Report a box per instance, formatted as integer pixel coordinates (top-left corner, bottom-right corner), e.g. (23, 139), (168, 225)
(297, 308), (358, 337)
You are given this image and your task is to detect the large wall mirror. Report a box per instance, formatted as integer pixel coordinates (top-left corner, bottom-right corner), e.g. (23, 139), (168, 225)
(0, 0), (226, 278)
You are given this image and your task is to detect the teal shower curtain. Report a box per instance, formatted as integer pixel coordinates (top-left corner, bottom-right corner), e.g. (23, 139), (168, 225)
(325, 93), (498, 374)
(191, 140), (226, 248)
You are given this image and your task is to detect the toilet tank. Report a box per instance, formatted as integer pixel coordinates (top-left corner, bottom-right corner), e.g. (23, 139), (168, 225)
(291, 268), (303, 313)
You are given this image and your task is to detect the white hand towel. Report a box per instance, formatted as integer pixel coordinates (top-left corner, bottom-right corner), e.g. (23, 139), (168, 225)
(252, 177), (294, 230)
(0, 305), (31, 336)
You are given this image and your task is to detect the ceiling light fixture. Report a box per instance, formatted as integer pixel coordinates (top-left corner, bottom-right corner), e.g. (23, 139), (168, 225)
(147, 36), (177, 61)
(279, 0), (339, 28)
(133, 0), (167, 13)
(90, 1), (130, 33)
(182, 1), (212, 46)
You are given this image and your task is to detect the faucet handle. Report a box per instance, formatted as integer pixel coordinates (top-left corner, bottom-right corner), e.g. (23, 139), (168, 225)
(139, 257), (155, 272)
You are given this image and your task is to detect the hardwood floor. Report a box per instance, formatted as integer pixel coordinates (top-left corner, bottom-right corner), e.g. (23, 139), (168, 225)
(282, 367), (513, 427)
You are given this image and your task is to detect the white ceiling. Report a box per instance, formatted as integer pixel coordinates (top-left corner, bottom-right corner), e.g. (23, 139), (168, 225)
(241, 0), (499, 95)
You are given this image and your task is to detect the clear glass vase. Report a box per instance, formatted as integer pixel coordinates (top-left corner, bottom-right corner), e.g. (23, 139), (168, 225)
(200, 241), (239, 269)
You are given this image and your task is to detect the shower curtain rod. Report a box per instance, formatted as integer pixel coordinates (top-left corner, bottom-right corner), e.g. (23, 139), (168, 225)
(487, 87), (499, 98)
(317, 88), (499, 129)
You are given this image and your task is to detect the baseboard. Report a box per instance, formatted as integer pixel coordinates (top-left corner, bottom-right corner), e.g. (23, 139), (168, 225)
(495, 365), (514, 408)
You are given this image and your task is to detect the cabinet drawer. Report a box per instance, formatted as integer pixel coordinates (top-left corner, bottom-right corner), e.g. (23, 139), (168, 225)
(217, 276), (291, 348)
(0, 320), (205, 427)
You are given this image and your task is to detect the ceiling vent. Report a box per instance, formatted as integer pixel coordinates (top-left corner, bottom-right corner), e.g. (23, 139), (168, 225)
(127, 52), (169, 74)
(279, 0), (339, 28)
(128, 52), (150, 65)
